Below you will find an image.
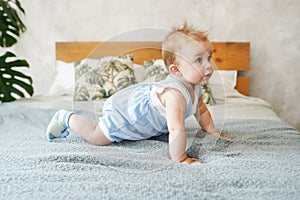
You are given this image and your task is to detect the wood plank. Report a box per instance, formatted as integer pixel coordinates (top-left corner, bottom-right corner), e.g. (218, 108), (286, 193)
(56, 41), (250, 69)
(56, 42), (162, 65)
(212, 42), (250, 71)
(56, 42), (99, 63)
(236, 77), (249, 96)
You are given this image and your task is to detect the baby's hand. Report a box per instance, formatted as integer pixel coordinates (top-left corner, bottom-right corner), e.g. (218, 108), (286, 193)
(219, 134), (233, 141)
(209, 130), (232, 141)
(180, 157), (201, 165)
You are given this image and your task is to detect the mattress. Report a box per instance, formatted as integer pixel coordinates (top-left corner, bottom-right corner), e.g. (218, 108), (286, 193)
(1, 94), (299, 199)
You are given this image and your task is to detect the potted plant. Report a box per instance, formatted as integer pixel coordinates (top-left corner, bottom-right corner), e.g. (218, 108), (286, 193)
(0, 0), (33, 102)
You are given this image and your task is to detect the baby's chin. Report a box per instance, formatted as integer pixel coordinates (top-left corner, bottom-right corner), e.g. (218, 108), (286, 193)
(199, 79), (209, 85)
(200, 72), (213, 84)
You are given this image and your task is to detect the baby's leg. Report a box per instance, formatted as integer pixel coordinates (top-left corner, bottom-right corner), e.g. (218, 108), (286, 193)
(68, 114), (111, 146)
(47, 109), (111, 146)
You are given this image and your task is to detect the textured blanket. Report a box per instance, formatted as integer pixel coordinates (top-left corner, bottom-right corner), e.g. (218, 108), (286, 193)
(0, 104), (299, 199)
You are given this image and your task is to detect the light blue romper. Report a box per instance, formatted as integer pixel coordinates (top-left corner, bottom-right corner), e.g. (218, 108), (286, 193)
(99, 75), (202, 142)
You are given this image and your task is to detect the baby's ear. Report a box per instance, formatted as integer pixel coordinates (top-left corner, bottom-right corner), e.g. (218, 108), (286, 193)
(168, 64), (181, 77)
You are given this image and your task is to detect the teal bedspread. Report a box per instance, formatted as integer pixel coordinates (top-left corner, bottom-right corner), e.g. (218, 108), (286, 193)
(0, 104), (299, 199)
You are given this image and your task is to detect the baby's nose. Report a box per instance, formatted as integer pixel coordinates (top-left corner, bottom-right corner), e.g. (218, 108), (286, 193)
(205, 61), (213, 70)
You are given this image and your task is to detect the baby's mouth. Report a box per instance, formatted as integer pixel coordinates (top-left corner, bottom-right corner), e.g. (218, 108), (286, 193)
(204, 73), (212, 79)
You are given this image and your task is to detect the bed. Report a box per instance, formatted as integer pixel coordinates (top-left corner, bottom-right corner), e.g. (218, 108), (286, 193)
(1, 41), (299, 199)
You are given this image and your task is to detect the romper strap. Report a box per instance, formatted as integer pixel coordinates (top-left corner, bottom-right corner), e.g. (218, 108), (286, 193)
(155, 75), (193, 118)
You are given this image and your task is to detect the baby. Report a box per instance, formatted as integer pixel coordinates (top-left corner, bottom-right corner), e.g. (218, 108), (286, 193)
(46, 23), (231, 165)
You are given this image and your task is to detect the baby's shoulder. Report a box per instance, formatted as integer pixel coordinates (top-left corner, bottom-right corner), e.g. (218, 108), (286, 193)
(160, 87), (187, 110)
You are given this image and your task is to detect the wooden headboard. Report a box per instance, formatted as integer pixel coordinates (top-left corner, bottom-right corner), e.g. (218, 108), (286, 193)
(56, 41), (250, 95)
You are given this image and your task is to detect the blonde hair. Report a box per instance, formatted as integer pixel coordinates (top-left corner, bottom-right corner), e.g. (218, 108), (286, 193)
(162, 22), (208, 68)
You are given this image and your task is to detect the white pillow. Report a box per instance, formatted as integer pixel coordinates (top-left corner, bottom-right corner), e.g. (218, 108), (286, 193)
(74, 55), (136, 100)
(47, 60), (146, 97)
(143, 59), (169, 82)
(210, 70), (237, 88)
(47, 61), (75, 96)
(133, 64), (146, 83)
(209, 70), (238, 101)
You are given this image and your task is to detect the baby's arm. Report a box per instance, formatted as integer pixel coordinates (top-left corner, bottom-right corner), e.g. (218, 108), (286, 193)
(195, 97), (232, 141)
(163, 88), (200, 164)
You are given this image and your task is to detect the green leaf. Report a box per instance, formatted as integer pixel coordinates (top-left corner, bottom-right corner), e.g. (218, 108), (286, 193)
(73, 85), (89, 101)
(0, 51), (34, 102)
(85, 68), (104, 86)
(116, 76), (136, 89)
(201, 84), (216, 106)
(92, 88), (107, 100)
(0, 0), (26, 47)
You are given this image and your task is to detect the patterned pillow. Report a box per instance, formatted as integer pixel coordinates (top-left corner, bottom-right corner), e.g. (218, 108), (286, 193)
(143, 59), (169, 82)
(74, 55), (136, 101)
(201, 84), (216, 106)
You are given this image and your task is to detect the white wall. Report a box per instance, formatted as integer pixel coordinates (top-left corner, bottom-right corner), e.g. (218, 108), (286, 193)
(15, 0), (300, 129)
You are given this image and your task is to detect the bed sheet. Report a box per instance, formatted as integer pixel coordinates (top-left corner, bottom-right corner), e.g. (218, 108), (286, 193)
(1, 96), (299, 199)
(208, 93), (281, 122)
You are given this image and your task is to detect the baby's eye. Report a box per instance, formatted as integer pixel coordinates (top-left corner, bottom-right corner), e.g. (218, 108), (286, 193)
(208, 55), (212, 62)
(195, 57), (202, 63)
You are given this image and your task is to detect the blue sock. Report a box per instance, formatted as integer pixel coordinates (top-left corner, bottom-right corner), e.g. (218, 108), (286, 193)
(46, 109), (74, 141)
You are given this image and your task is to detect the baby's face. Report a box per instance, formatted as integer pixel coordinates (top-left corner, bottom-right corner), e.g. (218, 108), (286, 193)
(176, 40), (213, 85)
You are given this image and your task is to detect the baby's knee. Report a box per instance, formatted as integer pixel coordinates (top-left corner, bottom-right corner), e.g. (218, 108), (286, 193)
(90, 128), (111, 146)
(90, 140), (108, 146)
